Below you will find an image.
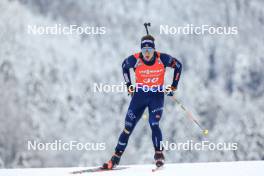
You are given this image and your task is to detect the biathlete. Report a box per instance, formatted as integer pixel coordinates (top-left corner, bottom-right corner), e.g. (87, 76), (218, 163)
(102, 24), (182, 169)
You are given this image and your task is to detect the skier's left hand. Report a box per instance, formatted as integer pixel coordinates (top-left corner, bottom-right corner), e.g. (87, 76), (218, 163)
(165, 85), (177, 96)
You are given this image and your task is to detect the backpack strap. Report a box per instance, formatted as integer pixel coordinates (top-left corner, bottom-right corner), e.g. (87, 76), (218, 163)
(133, 52), (142, 69)
(156, 51), (160, 58)
(133, 52), (141, 59)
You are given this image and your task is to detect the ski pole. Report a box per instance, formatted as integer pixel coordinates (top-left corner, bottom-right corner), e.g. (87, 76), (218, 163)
(170, 95), (209, 136)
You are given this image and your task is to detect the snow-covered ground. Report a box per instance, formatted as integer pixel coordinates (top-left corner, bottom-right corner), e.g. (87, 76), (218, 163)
(0, 161), (263, 176)
(1, 0), (264, 168)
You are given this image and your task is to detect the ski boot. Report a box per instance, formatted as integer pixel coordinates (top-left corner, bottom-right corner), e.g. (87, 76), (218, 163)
(154, 151), (165, 167)
(102, 151), (122, 170)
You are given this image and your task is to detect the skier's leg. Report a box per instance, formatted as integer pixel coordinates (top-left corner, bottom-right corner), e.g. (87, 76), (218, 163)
(148, 92), (164, 151)
(102, 93), (146, 169)
(115, 93), (146, 153)
(103, 91), (147, 169)
(148, 92), (165, 167)
(103, 98), (145, 169)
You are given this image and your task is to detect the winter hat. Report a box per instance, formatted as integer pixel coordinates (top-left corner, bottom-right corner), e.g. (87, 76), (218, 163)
(141, 35), (155, 49)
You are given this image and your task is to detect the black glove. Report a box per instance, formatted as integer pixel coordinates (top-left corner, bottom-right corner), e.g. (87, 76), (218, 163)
(165, 85), (177, 96)
(127, 84), (135, 97)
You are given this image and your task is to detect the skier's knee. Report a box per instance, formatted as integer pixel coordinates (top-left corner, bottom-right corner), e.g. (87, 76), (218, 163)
(124, 120), (135, 135)
(150, 121), (160, 130)
(123, 128), (131, 135)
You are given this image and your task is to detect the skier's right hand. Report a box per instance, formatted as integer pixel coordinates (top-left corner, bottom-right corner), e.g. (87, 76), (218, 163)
(127, 85), (135, 96)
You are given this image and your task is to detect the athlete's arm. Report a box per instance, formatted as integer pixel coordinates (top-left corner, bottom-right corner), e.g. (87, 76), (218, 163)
(122, 55), (137, 88)
(160, 53), (182, 89)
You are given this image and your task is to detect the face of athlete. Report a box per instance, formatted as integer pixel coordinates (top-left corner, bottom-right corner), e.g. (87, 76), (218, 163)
(142, 47), (155, 61)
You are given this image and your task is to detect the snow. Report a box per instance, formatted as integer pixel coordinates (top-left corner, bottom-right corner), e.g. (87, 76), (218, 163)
(0, 161), (263, 176)
(0, 0), (264, 168)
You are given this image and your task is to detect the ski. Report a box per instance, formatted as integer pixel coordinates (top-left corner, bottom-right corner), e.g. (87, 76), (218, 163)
(71, 166), (128, 174)
(152, 166), (164, 172)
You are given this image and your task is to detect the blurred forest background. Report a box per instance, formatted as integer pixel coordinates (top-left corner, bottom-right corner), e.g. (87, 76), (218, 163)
(0, 0), (263, 168)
